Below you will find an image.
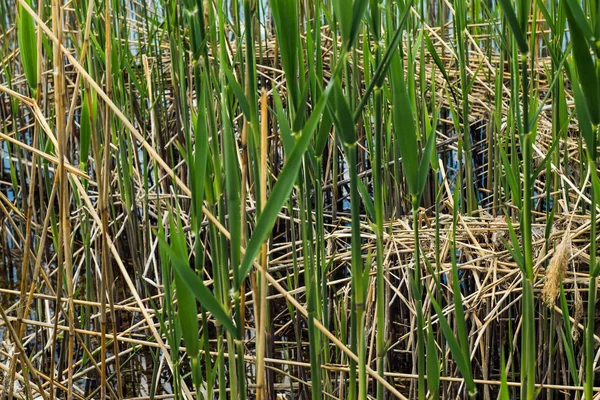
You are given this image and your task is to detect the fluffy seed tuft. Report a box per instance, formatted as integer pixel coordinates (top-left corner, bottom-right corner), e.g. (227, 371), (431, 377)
(542, 229), (571, 308)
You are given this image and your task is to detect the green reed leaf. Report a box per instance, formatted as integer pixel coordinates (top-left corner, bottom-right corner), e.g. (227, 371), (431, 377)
(497, 0), (529, 53)
(499, 350), (510, 400)
(536, 0), (555, 33)
(17, 0), (37, 92)
(192, 84), (209, 233)
(425, 33), (457, 102)
(500, 147), (522, 209)
(292, 84), (310, 132)
(79, 88), (96, 168)
(563, 0), (594, 45)
(390, 53), (419, 196)
(333, 0), (353, 44)
(559, 284), (580, 385)
(273, 90), (294, 155)
(567, 57), (597, 157)
(426, 322), (440, 398)
(348, 0), (369, 50)
(560, 327), (579, 385)
(357, 178), (375, 221)
(314, 103), (333, 156)
(564, 8), (600, 125)
(223, 63), (251, 122)
(327, 78), (356, 146)
(504, 216), (525, 272)
(430, 293), (477, 397)
(157, 229), (238, 338)
(416, 126), (436, 198)
(532, 133), (562, 180)
(271, 0), (300, 106)
(168, 213), (200, 360)
(239, 83), (333, 281)
(518, 0), (532, 34)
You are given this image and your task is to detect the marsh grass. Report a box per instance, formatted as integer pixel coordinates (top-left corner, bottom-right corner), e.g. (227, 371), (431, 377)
(0, 0), (600, 399)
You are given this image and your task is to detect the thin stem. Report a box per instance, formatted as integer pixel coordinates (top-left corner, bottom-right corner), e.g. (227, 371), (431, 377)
(412, 197), (426, 400)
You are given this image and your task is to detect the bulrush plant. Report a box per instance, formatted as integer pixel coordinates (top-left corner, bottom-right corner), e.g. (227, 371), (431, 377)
(3, 0), (600, 399)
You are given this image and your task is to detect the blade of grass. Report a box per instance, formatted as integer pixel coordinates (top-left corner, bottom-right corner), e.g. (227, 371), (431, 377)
(17, 0), (37, 93)
(239, 82), (333, 281)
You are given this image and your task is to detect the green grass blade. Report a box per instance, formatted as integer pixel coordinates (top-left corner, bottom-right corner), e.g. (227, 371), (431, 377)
(314, 105), (333, 155)
(430, 293), (477, 397)
(192, 84), (209, 233)
(357, 178), (375, 221)
(499, 350), (510, 400)
(426, 322), (440, 399)
(497, 0), (529, 53)
(564, 8), (600, 125)
(271, 0), (300, 106)
(518, 0), (532, 34)
(528, 45), (571, 130)
(292, 84), (310, 132)
(333, 0), (352, 44)
(416, 126), (436, 198)
(239, 83), (333, 281)
(167, 213), (201, 387)
(273, 90), (294, 155)
(348, 0), (369, 50)
(425, 33), (457, 103)
(536, 0), (556, 33)
(559, 284), (580, 385)
(504, 216), (525, 272)
(560, 327), (579, 385)
(389, 53), (419, 196)
(562, 0), (594, 45)
(531, 134), (562, 180)
(17, 0), (38, 92)
(499, 147), (522, 209)
(327, 78), (356, 146)
(567, 57), (597, 157)
(79, 89), (96, 168)
(157, 234), (239, 338)
(222, 63), (251, 122)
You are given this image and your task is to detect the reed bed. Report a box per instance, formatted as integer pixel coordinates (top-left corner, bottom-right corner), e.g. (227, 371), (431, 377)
(0, 0), (599, 398)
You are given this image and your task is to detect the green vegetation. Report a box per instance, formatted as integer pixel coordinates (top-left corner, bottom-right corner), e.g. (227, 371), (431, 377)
(0, 0), (599, 398)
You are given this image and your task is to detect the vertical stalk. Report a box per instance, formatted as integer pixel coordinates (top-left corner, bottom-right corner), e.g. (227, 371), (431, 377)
(216, 1), (241, 398)
(347, 143), (366, 399)
(300, 174), (322, 400)
(585, 136), (598, 399)
(498, 1), (537, 395)
(520, 52), (536, 400)
(455, 0), (476, 214)
(49, 0), (72, 397)
(99, 0), (113, 396)
(9, 0), (45, 394)
(412, 196), (425, 400)
(256, 90), (268, 400)
(370, 0), (387, 397)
